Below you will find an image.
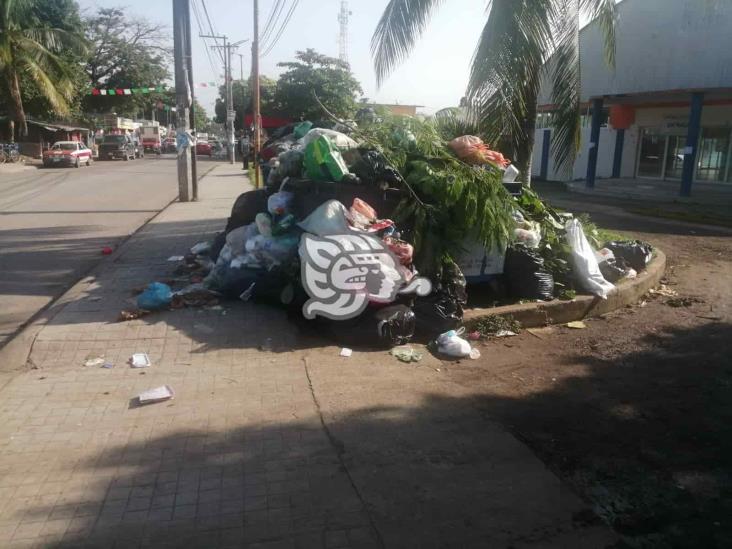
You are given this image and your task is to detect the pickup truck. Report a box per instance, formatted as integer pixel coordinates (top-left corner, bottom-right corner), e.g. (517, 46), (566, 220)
(99, 134), (135, 161)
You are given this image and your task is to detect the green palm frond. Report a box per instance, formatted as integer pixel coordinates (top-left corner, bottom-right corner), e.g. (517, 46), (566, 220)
(19, 53), (70, 113)
(371, 0), (443, 86)
(549, 0), (582, 174)
(468, 0), (555, 153)
(580, 0), (617, 67)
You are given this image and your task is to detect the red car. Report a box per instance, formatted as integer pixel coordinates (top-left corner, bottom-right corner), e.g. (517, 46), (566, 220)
(195, 141), (212, 156)
(42, 141), (93, 168)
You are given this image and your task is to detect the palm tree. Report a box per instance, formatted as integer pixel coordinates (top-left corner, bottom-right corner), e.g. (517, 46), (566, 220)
(372, 0), (617, 182)
(0, 0), (82, 141)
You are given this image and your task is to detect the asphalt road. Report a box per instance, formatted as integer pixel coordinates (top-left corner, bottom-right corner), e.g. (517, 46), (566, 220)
(0, 155), (189, 348)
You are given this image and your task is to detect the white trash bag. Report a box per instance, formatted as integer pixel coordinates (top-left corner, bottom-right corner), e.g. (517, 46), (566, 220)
(565, 219), (615, 299)
(436, 328), (480, 359)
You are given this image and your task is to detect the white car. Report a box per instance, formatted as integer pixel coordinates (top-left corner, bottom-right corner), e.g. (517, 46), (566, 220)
(42, 141), (93, 168)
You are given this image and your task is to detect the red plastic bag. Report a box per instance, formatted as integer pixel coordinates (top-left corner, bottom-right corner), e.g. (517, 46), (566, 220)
(384, 236), (413, 265)
(351, 198), (377, 221)
(448, 135), (511, 168)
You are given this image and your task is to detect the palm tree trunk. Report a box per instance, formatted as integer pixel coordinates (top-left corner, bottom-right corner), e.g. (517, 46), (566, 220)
(514, 90), (538, 187)
(8, 71), (28, 140)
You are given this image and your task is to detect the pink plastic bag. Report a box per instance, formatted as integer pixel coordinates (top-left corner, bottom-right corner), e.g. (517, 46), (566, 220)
(351, 198), (377, 221)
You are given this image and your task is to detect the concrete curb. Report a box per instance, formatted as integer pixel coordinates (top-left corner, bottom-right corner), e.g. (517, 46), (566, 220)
(0, 162), (221, 378)
(463, 249), (667, 329)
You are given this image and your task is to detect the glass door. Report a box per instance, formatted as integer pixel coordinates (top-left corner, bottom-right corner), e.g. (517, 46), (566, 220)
(664, 135), (685, 180)
(637, 129), (665, 178)
(696, 127), (730, 182)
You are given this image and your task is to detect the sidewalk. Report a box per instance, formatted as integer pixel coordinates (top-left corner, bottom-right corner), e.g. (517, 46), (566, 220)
(0, 163), (614, 548)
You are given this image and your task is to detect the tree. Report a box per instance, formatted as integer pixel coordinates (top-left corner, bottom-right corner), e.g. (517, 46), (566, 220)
(274, 49), (363, 120)
(192, 99), (209, 131)
(0, 0), (86, 139)
(372, 0), (617, 183)
(82, 7), (171, 118)
(214, 76), (277, 130)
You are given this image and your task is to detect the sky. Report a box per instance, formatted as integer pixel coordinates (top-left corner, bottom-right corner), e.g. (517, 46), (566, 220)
(77, 0), (492, 116)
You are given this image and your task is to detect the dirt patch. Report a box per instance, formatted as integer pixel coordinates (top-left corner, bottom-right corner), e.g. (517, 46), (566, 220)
(444, 223), (732, 547)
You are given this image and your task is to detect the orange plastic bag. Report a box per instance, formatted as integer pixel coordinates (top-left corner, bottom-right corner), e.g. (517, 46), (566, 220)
(449, 135), (511, 168)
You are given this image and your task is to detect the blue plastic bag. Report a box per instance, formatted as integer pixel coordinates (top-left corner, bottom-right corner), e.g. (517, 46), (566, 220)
(137, 282), (173, 310)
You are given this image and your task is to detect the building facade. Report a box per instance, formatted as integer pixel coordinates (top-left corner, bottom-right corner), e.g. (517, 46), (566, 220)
(533, 0), (732, 195)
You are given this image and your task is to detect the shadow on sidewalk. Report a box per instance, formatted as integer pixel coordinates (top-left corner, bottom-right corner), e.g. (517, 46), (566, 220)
(15, 321), (732, 547)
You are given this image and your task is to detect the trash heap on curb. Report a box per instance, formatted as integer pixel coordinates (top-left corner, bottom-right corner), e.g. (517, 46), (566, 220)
(128, 113), (654, 358)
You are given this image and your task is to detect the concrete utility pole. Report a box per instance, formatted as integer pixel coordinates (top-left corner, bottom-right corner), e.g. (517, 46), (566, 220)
(184, 0), (198, 200)
(252, 0), (261, 188)
(172, 0), (192, 202)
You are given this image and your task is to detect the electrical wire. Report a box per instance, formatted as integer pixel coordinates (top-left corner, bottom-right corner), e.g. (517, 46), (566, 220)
(261, 0), (300, 57)
(192, 0), (220, 81)
(260, 0), (285, 47)
(201, 0), (225, 64)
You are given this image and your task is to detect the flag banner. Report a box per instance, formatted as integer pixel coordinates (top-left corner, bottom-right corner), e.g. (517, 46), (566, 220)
(87, 86), (170, 95)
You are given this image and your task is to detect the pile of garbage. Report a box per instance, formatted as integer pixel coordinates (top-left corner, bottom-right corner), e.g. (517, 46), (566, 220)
(129, 112), (653, 357)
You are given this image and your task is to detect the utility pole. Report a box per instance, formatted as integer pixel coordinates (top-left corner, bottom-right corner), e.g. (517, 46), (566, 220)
(237, 53), (244, 80)
(199, 34), (234, 164)
(173, 0), (192, 202)
(184, 0), (198, 200)
(338, 1), (351, 63)
(252, 0), (261, 188)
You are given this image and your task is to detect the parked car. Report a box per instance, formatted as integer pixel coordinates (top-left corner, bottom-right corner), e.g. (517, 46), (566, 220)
(99, 134), (135, 161)
(196, 141), (212, 156)
(42, 141), (92, 168)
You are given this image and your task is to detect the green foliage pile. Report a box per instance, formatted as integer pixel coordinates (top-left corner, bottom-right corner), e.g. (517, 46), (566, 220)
(356, 113), (514, 276)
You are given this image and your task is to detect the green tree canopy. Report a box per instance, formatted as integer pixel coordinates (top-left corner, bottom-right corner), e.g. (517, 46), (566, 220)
(0, 0), (86, 138)
(82, 7), (171, 118)
(214, 75), (277, 130)
(274, 49), (363, 120)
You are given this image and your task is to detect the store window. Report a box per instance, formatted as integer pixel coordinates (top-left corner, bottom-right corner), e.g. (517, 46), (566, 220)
(637, 129), (665, 178)
(696, 127), (731, 182)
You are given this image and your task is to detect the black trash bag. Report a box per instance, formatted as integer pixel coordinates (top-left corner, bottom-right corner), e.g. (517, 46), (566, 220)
(604, 240), (653, 272)
(349, 149), (402, 187)
(413, 262), (468, 338)
(210, 231), (227, 263)
(322, 305), (416, 348)
(225, 189), (269, 234)
(599, 256), (630, 283)
(211, 265), (290, 302)
(504, 245), (554, 300)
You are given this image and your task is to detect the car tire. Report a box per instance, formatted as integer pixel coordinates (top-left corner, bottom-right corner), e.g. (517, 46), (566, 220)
(87, 157), (93, 166)
(124, 154), (129, 161)
(75, 158), (80, 168)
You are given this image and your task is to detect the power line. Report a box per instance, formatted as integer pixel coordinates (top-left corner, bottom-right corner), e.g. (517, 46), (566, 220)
(261, 0), (299, 57)
(201, 0), (225, 64)
(260, 0), (285, 46)
(191, 0), (220, 81)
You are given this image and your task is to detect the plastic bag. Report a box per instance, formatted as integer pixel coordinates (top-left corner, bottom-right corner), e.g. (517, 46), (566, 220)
(348, 149), (402, 187)
(321, 305), (416, 348)
(136, 282), (172, 310)
(225, 223), (258, 258)
(267, 191), (295, 216)
(604, 240), (653, 272)
(436, 328), (480, 359)
(293, 121), (313, 139)
(448, 135), (511, 168)
(383, 237), (413, 265)
(504, 246), (555, 300)
(413, 262), (467, 337)
(351, 198), (377, 221)
(565, 219), (615, 298)
(301, 128), (358, 150)
(255, 213), (272, 237)
(298, 199), (352, 236)
(277, 149), (303, 178)
(599, 257), (630, 283)
(513, 228), (541, 249)
(225, 189), (268, 234)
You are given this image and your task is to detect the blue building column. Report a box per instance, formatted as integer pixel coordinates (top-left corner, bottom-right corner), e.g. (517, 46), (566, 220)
(680, 92), (704, 197)
(585, 97), (604, 188)
(612, 128), (625, 179)
(540, 129), (551, 180)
